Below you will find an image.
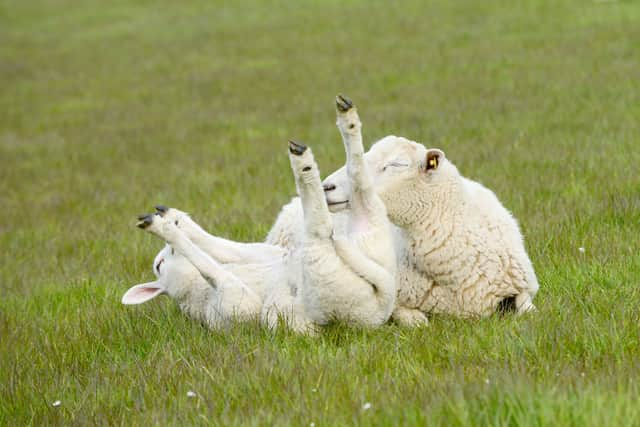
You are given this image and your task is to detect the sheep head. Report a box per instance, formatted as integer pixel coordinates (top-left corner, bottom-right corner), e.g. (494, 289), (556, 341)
(322, 137), (459, 228)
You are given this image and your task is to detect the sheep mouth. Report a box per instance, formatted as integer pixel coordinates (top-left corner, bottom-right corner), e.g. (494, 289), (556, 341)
(327, 200), (349, 212)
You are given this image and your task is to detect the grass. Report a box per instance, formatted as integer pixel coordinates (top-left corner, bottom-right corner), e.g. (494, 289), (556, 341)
(1, 0), (639, 424)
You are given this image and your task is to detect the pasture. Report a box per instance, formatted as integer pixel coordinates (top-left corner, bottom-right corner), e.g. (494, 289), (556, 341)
(1, 0), (639, 425)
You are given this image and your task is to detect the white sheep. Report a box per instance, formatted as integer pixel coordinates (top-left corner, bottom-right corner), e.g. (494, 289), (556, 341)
(124, 98), (538, 328)
(122, 95), (396, 332)
(286, 95), (396, 327)
(320, 137), (539, 317)
(122, 201), (315, 332)
(268, 135), (539, 320)
(121, 215), (265, 328)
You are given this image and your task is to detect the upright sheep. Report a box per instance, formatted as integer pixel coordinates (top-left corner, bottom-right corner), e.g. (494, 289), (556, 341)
(320, 137), (539, 317)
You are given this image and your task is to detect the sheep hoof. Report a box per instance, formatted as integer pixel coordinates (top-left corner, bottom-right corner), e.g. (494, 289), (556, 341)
(136, 213), (155, 229)
(288, 140), (307, 156)
(336, 94), (354, 112)
(155, 205), (169, 216)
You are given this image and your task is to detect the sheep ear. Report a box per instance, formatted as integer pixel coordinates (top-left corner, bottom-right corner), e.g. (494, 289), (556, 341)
(122, 282), (165, 305)
(424, 149), (445, 172)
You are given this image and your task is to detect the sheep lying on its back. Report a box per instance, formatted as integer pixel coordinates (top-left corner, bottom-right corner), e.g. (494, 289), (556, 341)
(122, 95), (397, 333)
(286, 95), (396, 328)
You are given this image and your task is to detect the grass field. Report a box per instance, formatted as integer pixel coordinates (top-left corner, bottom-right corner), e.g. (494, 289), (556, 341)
(1, 0), (639, 425)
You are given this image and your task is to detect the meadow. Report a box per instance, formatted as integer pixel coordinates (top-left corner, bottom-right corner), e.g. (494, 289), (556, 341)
(1, 0), (639, 425)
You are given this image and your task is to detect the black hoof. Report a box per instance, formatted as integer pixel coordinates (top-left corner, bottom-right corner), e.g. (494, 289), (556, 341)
(336, 94), (354, 112)
(288, 140), (307, 155)
(155, 205), (168, 216)
(136, 213), (154, 229)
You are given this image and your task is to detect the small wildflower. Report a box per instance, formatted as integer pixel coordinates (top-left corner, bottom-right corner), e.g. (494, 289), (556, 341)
(52, 400), (61, 407)
(311, 388), (317, 393)
(362, 402), (372, 411)
(485, 378), (490, 384)
(187, 391), (197, 398)
(310, 423), (315, 427)
(580, 372), (586, 377)
(578, 247), (585, 253)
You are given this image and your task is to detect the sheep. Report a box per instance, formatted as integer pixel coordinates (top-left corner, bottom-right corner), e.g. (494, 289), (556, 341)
(268, 136), (539, 320)
(122, 95), (396, 332)
(321, 137), (539, 317)
(286, 95), (396, 327)
(124, 97), (538, 328)
(121, 215), (265, 328)
(122, 204), (315, 332)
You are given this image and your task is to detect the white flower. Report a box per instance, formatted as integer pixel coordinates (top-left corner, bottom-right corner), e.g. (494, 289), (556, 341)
(311, 388), (317, 393)
(484, 378), (490, 384)
(187, 391), (197, 398)
(362, 402), (372, 411)
(578, 247), (585, 253)
(52, 400), (61, 407)
(310, 423), (315, 427)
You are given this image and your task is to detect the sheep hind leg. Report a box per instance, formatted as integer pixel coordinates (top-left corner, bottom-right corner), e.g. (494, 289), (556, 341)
(515, 292), (537, 315)
(154, 205), (284, 264)
(335, 95), (387, 231)
(287, 141), (333, 239)
(332, 235), (393, 293)
(137, 213), (262, 315)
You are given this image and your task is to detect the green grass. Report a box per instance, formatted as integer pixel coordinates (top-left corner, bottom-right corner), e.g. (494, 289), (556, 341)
(1, 0), (639, 425)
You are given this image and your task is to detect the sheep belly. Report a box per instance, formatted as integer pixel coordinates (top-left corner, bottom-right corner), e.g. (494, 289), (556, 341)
(301, 242), (390, 327)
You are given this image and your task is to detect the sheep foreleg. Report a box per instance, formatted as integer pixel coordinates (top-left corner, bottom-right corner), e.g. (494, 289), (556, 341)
(154, 206), (285, 264)
(288, 141), (333, 239)
(335, 95), (387, 232)
(137, 214), (257, 294)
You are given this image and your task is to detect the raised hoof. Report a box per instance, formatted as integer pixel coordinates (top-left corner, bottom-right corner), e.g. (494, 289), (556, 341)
(288, 140), (307, 155)
(155, 205), (169, 216)
(136, 213), (155, 229)
(336, 94), (354, 112)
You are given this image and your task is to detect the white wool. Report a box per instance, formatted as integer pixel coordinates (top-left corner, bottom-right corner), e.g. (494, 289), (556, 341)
(124, 101), (538, 331)
(269, 136), (539, 319)
(123, 98), (396, 332)
(376, 145), (539, 316)
(286, 99), (396, 328)
(123, 208), (307, 329)
(121, 217), (266, 329)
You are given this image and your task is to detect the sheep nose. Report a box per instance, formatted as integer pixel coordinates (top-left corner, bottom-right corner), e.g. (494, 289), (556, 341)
(323, 183), (336, 192)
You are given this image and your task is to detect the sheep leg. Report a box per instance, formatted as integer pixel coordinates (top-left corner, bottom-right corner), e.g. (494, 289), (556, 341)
(137, 214), (259, 296)
(515, 292), (537, 314)
(335, 95), (386, 231)
(288, 141), (333, 239)
(332, 235), (393, 292)
(391, 306), (429, 327)
(155, 205), (285, 264)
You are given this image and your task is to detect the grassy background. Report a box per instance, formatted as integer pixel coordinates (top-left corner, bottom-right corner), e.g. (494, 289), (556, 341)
(1, 0), (639, 425)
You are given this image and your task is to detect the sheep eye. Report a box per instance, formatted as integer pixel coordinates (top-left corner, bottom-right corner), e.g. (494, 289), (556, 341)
(303, 166), (311, 172)
(383, 161), (408, 171)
